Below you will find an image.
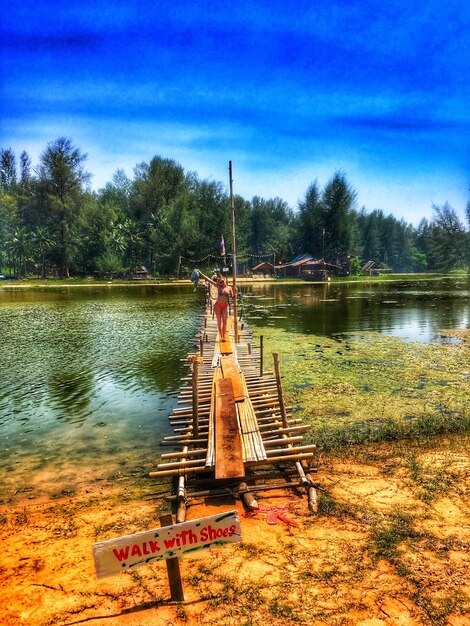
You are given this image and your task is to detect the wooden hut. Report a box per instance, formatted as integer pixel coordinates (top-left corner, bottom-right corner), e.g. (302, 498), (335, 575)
(277, 253), (315, 278)
(130, 265), (150, 279)
(301, 259), (341, 280)
(362, 261), (380, 276)
(251, 261), (275, 277)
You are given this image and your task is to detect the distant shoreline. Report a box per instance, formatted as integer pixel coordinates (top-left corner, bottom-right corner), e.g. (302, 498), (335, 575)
(0, 272), (461, 289)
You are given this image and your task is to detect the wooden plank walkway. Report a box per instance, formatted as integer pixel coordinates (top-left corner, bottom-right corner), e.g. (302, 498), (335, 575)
(149, 297), (318, 513)
(206, 317), (267, 471)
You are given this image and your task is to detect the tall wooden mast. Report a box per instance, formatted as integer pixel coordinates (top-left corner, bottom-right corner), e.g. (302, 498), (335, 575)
(229, 161), (239, 343)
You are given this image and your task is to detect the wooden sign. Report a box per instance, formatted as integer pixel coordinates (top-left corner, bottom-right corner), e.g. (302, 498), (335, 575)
(92, 510), (241, 579)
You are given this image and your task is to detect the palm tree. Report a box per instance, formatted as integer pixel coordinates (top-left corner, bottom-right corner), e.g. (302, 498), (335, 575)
(110, 218), (143, 272)
(31, 227), (55, 278)
(8, 227), (30, 277)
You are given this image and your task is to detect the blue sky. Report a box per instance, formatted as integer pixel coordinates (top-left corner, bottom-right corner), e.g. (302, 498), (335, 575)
(1, 0), (469, 224)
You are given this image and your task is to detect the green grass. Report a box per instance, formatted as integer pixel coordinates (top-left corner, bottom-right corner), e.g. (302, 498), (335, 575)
(269, 598), (298, 620)
(414, 590), (470, 626)
(1, 271), (461, 289)
(256, 328), (470, 452)
(370, 514), (416, 561)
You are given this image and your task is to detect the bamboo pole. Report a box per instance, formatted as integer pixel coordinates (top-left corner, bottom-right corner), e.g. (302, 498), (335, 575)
(254, 406), (294, 415)
(178, 395), (211, 404)
(265, 444), (316, 457)
(176, 446), (187, 523)
(244, 373), (275, 380)
(245, 379), (278, 387)
(308, 485), (318, 514)
(157, 458), (208, 471)
(260, 335), (264, 376)
(188, 356), (203, 438)
(160, 439), (208, 446)
(249, 452), (315, 465)
(249, 394), (278, 402)
(169, 418), (210, 427)
(259, 424), (310, 434)
(229, 161), (239, 343)
(149, 465), (208, 478)
(173, 426), (209, 434)
(172, 406), (210, 415)
(162, 433), (193, 440)
(164, 480), (310, 502)
(262, 436), (304, 447)
(161, 448), (207, 459)
(238, 481), (258, 510)
(273, 352), (288, 429)
(177, 483), (187, 511)
(150, 452), (315, 478)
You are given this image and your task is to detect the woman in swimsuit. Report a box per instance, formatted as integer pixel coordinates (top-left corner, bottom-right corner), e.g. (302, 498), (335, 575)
(198, 272), (234, 339)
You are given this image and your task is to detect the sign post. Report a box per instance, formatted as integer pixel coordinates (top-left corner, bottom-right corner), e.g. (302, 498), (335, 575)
(160, 513), (184, 601)
(92, 510), (242, 590)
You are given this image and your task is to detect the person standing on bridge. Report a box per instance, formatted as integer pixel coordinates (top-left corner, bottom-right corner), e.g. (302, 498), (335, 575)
(198, 272), (234, 340)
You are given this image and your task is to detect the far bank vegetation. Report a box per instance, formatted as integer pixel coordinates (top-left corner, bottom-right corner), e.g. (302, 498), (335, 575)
(1, 139), (469, 279)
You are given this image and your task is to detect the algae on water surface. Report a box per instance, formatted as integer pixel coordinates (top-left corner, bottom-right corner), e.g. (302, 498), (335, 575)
(257, 328), (470, 449)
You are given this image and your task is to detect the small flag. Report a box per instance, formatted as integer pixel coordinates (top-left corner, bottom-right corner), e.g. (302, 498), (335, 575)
(221, 235), (226, 256)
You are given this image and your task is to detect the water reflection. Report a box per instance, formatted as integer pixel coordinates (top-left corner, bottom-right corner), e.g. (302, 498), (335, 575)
(0, 285), (202, 500)
(242, 277), (469, 342)
(48, 369), (94, 425)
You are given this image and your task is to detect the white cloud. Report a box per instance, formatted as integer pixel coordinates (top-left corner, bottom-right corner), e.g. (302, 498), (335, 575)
(3, 112), (468, 226)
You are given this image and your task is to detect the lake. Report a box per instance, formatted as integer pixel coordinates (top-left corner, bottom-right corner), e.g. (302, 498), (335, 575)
(0, 277), (468, 501)
(242, 276), (469, 342)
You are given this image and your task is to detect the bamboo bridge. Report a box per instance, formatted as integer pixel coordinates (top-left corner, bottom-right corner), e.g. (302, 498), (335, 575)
(149, 296), (318, 521)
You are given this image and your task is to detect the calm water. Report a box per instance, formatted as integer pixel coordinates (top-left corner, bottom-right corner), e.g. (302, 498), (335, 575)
(243, 277), (469, 342)
(0, 285), (203, 501)
(0, 277), (468, 501)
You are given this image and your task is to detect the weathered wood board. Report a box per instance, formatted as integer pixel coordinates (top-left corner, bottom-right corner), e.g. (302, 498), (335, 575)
(218, 334), (233, 354)
(215, 378), (245, 479)
(220, 355), (245, 401)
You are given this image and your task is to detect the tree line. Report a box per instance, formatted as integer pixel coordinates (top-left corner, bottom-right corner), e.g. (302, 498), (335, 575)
(0, 138), (469, 278)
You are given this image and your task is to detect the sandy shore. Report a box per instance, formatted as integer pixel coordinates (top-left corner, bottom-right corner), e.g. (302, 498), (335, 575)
(1, 433), (469, 625)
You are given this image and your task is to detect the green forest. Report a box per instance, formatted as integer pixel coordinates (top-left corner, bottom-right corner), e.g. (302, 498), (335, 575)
(1, 138), (469, 279)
